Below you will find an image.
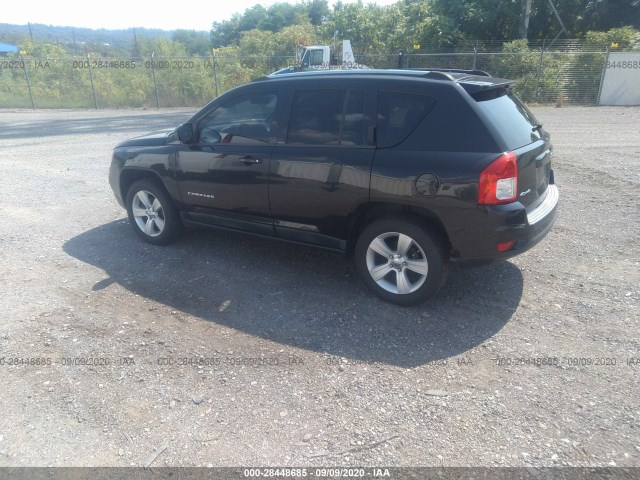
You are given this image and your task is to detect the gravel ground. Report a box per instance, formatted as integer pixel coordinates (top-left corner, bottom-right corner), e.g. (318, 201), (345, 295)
(0, 106), (638, 469)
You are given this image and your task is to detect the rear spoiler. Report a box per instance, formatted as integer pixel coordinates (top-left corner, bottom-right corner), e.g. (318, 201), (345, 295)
(457, 76), (516, 95)
(411, 69), (516, 94)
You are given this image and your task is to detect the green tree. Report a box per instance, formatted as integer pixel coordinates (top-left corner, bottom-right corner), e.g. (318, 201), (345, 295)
(237, 29), (280, 56)
(172, 30), (211, 56)
(585, 26), (640, 49)
(432, 0), (639, 41)
(578, 0), (640, 31)
(260, 3), (308, 32)
(238, 5), (269, 32)
(321, 1), (388, 54)
(210, 2), (309, 47)
(396, 0), (458, 49)
(235, 24), (319, 57)
(275, 24), (321, 55)
(304, 0), (330, 26)
(432, 0), (522, 40)
(211, 16), (242, 48)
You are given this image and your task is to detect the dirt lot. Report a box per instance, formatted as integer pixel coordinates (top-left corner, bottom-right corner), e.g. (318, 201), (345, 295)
(0, 106), (638, 469)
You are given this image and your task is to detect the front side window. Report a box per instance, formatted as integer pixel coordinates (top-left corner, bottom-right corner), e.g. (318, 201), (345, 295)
(377, 92), (436, 148)
(302, 49), (325, 67)
(198, 93), (277, 145)
(287, 89), (365, 146)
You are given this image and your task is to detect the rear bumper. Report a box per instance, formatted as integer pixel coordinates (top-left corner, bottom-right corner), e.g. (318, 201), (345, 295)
(452, 184), (559, 266)
(527, 184), (558, 226)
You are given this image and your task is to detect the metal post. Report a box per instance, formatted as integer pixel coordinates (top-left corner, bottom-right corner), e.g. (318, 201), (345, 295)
(212, 50), (219, 98)
(151, 52), (160, 109)
(546, 0), (567, 49)
(398, 51), (404, 69)
(596, 47), (610, 106)
(473, 43), (478, 70)
(534, 39), (545, 100)
(86, 50), (98, 109)
(21, 56), (35, 110)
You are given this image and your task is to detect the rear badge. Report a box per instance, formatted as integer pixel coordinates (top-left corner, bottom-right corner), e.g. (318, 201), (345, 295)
(520, 188), (531, 197)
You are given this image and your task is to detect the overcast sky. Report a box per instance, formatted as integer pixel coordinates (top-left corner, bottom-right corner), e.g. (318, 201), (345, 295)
(4, 0), (398, 31)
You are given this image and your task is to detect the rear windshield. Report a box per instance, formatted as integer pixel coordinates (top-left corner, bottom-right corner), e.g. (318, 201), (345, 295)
(473, 88), (541, 149)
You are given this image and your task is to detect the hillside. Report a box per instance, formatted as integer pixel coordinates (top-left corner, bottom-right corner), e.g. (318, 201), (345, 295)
(0, 23), (206, 53)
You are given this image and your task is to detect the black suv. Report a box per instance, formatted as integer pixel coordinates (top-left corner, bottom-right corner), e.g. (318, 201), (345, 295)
(109, 69), (558, 305)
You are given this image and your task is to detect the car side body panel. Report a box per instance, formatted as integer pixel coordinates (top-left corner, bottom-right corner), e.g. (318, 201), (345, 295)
(109, 69), (557, 271)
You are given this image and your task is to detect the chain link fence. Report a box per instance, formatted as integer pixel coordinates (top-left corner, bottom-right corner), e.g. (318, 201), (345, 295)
(0, 48), (609, 109)
(0, 55), (296, 109)
(403, 51), (607, 104)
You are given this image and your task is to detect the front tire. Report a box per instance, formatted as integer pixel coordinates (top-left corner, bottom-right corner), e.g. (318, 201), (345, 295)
(355, 218), (448, 306)
(125, 179), (182, 245)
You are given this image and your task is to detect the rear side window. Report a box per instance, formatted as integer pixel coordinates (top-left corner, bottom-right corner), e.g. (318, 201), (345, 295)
(377, 92), (436, 148)
(287, 89), (365, 146)
(473, 88), (541, 149)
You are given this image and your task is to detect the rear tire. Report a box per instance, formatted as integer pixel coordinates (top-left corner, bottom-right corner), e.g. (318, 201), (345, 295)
(125, 179), (182, 245)
(355, 217), (447, 306)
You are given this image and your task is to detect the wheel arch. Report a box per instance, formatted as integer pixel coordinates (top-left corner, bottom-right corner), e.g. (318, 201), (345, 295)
(346, 202), (452, 258)
(123, 170), (183, 245)
(119, 169), (167, 203)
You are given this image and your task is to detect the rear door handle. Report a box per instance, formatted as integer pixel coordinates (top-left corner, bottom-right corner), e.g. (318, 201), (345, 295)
(240, 155), (263, 165)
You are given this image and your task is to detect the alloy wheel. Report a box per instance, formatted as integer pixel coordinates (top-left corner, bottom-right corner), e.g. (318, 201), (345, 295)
(365, 232), (429, 295)
(131, 190), (165, 237)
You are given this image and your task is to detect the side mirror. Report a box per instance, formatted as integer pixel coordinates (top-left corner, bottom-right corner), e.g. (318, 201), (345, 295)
(199, 127), (222, 144)
(176, 123), (194, 143)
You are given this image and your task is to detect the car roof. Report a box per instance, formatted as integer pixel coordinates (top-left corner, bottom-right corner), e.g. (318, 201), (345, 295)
(261, 68), (515, 93)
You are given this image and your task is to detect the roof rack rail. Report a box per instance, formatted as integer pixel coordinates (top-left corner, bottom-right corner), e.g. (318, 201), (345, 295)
(422, 71), (455, 81)
(409, 68), (492, 78)
(432, 68), (491, 77)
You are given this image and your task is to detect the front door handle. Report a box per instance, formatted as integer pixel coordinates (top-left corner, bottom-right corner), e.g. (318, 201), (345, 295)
(240, 155), (263, 165)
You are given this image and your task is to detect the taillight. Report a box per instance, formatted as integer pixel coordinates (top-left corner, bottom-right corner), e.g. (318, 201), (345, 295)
(497, 240), (516, 252)
(478, 151), (518, 205)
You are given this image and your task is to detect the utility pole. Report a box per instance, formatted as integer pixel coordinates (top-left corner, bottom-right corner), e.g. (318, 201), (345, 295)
(28, 22), (33, 40)
(546, 0), (568, 48)
(133, 28), (140, 58)
(520, 0), (533, 39)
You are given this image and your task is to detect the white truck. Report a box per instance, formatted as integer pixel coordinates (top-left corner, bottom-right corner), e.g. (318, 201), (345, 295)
(299, 40), (365, 69)
(273, 40), (367, 75)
